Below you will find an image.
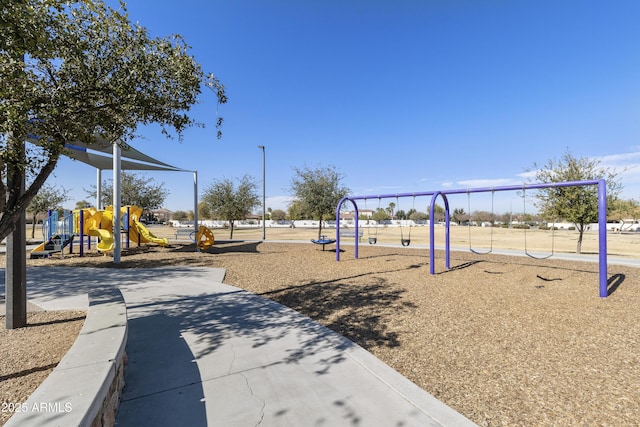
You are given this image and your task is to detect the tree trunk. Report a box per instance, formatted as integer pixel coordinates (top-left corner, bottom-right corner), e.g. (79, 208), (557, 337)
(317, 216), (323, 239)
(31, 214), (37, 239)
(229, 220), (234, 239)
(576, 229), (584, 254)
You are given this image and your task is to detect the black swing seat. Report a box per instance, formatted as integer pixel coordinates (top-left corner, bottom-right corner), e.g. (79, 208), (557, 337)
(525, 250), (554, 260)
(401, 239), (411, 247)
(368, 237), (377, 244)
(469, 247), (492, 255)
(311, 235), (336, 251)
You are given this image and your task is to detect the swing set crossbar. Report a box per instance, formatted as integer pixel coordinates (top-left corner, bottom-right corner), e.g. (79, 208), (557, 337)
(335, 180), (610, 298)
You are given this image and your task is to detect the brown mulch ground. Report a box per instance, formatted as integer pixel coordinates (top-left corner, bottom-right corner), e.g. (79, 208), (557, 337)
(0, 310), (85, 425)
(2, 226), (640, 426)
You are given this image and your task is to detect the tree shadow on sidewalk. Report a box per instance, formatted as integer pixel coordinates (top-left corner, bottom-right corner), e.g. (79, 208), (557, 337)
(259, 274), (418, 351)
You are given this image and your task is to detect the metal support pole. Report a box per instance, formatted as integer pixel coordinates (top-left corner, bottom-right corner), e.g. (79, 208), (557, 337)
(125, 206), (130, 249)
(598, 179), (608, 297)
(258, 146), (266, 240)
(194, 170), (199, 252)
(80, 209), (85, 257)
(96, 169), (102, 209)
(113, 144), (121, 264)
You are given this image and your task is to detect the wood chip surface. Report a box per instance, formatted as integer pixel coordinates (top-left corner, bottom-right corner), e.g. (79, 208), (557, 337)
(3, 226), (639, 426)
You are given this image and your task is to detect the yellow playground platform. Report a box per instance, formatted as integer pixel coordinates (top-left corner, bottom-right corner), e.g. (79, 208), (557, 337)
(32, 205), (215, 258)
(80, 206), (169, 252)
(31, 206), (170, 258)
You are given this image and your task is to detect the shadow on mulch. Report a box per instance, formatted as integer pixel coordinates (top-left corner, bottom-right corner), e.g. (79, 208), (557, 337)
(259, 272), (418, 349)
(22, 241), (283, 270)
(607, 273), (625, 296)
(0, 363), (59, 382)
(28, 314), (86, 327)
(206, 241), (262, 254)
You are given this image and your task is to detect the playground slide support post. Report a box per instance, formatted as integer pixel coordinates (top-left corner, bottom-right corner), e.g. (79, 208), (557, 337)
(125, 206), (131, 249)
(47, 209), (55, 240)
(79, 209), (84, 257)
(68, 211), (74, 254)
(64, 210), (72, 256)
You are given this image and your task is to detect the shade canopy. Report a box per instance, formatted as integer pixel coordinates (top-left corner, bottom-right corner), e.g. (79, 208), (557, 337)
(25, 133), (199, 260)
(27, 134), (185, 171)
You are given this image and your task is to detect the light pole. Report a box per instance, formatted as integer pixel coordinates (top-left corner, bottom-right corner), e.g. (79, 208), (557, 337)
(258, 145), (266, 240)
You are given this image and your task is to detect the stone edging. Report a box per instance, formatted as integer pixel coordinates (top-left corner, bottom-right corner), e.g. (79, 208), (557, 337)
(6, 287), (128, 427)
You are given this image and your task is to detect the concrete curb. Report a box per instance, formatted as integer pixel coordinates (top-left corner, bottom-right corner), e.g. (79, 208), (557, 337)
(344, 344), (477, 425)
(6, 287), (128, 427)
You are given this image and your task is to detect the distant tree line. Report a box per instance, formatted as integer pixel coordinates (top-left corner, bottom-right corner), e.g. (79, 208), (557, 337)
(33, 151), (638, 253)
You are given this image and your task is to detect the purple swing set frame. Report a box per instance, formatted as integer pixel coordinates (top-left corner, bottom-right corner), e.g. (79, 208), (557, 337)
(335, 179), (610, 298)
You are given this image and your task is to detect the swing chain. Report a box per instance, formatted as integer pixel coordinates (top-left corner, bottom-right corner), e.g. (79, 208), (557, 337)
(467, 189), (494, 255)
(522, 185), (556, 259)
(399, 195), (415, 246)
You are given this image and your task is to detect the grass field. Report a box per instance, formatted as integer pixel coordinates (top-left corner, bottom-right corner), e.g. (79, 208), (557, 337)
(154, 224), (639, 259)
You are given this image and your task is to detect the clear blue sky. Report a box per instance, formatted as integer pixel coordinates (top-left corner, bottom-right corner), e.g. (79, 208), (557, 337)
(48, 0), (640, 215)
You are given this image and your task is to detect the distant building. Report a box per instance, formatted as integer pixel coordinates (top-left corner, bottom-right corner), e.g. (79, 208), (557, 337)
(342, 209), (373, 220)
(245, 213), (262, 221)
(151, 209), (173, 223)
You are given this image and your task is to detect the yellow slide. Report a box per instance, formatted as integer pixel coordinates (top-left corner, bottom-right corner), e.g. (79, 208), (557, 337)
(196, 225), (215, 250)
(130, 219), (168, 246)
(78, 205), (169, 252)
(29, 235), (74, 258)
(89, 228), (114, 252)
(30, 240), (48, 256)
(86, 209), (115, 252)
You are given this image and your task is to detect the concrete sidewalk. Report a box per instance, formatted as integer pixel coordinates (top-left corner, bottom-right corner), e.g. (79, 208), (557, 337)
(2, 266), (476, 426)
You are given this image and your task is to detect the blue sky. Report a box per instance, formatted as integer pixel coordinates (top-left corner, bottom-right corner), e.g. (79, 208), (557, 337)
(47, 0), (640, 215)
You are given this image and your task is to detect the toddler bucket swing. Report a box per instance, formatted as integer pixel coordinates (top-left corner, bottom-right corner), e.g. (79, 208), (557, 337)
(399, 196), (415, 247)
(365, 198), (379, 244)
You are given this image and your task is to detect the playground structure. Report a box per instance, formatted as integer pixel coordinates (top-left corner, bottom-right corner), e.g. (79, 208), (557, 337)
(29, 209), (75, 258)
(195, 225), (216, 251)
(311, 235), (336, 251)
(335, 179), (610, 298)
(30, 205), (170, 258)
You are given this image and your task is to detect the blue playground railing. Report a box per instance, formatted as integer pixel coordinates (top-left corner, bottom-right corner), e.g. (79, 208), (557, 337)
(42, 209), (73, 242)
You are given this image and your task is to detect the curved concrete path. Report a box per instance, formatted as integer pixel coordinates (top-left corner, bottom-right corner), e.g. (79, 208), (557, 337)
(2, 266), (476, 426)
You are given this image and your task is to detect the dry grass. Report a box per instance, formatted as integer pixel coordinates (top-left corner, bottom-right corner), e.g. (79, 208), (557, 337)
(2, 225), (640, 426)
